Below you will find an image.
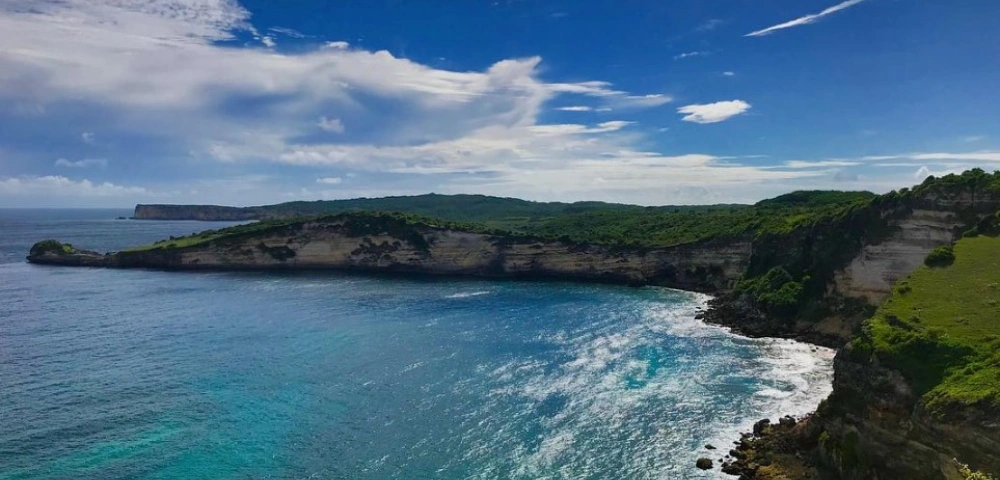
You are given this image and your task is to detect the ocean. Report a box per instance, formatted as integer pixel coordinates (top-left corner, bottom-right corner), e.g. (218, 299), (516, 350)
(0, 209), (834, 479)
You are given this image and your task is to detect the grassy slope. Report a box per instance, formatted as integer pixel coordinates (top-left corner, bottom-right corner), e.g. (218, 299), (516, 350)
(857, 235), (1000, 413)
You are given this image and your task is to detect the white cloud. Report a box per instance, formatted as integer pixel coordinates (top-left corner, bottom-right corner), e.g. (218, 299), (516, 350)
(862, 151), (1000, 164)
(746, 0), (866, 37)
(317, 116), (345, 133)
(673, 51), (706, 60)
(0, 175), (146, 197)
(81, 132), (95, 144)
(964, 135), (986, 142)
(55, 158), (108, 168)
(784, 160), (858, 169)
(677, 100), (751, 124)
(617, 94), (672, 108)
(723, 71), (735, 77)
(0, 0), (827, 205)
(316, 177), (342, 185)
(557, 106), (593, 112)
(910, 152), (1000, 162)
(260, 35), (275, 48)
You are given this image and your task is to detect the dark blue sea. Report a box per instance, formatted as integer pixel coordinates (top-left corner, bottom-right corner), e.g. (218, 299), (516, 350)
(0, 209), (834, 479)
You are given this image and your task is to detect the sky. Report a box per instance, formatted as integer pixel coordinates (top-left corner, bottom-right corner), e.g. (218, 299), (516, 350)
(1, 0), (999, 207)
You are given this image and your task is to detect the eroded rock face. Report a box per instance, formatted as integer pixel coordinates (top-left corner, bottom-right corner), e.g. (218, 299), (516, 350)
(833, 209), (959, 304)
(29, 220), (753, 292)
(816, 348), (1000, 480)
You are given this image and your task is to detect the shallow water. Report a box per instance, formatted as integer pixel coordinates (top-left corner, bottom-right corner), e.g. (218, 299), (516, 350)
(0, 209), (833, 479)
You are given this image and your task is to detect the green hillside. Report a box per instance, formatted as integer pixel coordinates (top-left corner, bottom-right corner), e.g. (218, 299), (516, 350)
(130, 190), (875, 252)
(851, 234), (1000, 414)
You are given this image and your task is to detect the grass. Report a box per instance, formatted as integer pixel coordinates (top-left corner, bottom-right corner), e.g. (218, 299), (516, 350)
(854, 235), (1000, 414)
(124, 219), (303, 252)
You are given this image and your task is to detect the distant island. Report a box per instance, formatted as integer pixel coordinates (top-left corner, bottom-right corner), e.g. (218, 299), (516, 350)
(30, 169), (1000, 480)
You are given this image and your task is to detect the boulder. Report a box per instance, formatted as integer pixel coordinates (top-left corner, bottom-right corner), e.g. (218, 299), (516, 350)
(753, 418), (771, 436)
(696, 458), (714, 470)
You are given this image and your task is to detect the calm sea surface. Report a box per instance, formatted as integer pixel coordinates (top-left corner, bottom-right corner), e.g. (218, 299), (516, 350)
(0, 209), (833, 479)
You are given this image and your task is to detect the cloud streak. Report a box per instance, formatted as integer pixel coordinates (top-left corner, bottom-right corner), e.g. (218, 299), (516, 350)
(55, 158), (107, 168)
(746, 0), (866, 37)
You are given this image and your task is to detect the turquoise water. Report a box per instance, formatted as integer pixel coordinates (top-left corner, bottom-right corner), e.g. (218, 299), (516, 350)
(0, 209), (834, 479)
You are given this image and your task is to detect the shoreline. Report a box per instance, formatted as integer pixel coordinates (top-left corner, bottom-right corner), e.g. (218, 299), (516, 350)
(24, 250), (840, 477)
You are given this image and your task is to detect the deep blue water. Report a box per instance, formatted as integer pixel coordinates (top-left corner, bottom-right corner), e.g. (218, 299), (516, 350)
(0, 209), (834, 479)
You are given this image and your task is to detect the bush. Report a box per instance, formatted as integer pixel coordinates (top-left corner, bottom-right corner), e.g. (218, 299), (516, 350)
(925, 245), (956, 268)
(29, 240), (73, 257)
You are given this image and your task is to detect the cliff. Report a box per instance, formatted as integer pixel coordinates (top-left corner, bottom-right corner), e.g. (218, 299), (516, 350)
(704, 173), (1000, 347)
(29, 213), (751, 292)
(32, 170), (1000, 480)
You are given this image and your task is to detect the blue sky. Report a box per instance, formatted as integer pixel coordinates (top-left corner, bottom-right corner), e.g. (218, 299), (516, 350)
(1, 0), (998, 207)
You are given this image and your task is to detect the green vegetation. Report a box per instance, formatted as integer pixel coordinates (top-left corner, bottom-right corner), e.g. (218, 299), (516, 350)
(508, 190), (874, 247)
(124, 211), (512, 253)
(925, 245), (956, 267)
(125, 218), (308, 252)
(737, 267), (806, 317)
(958, 461), (999, 480)
(850, 235), (1000, 415)
(127, 190), (877, 254)
(29, 240), (74, 256)
(731, 169), (1000, 326)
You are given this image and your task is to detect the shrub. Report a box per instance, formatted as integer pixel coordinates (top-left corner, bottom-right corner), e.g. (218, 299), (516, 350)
(29, 240), (73, 256)
(925, 245), (956, 268)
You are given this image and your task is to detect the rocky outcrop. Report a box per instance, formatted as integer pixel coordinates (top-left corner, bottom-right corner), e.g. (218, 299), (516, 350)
(813, 347), (1000, 480)
(28, 218), (752, 292)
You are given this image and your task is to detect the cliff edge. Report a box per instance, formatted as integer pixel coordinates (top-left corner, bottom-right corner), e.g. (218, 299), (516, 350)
(29, 213), (751, 292)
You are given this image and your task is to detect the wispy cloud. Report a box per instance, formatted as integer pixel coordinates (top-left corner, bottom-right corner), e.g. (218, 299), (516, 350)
(746, 0), (866, 37)
(617, 94), (672, 108)
(784, 160), (859, 169)
(723, 71), (735, 77)
(81, 132), (95, 144)
(269, 27), (308, 38)
(697, 19), (725, 32)
(55, 158), (107, 168)
(317, 117), (345, 134)
(785, 160), (859, 168)
(316, 177), (342, 185)
(0, 175), (146, 197)
(673, 51), (707, 60)
(864, 151), (1000, 163)
(677, 100), (751, 124)
(557, 106), (593, 112)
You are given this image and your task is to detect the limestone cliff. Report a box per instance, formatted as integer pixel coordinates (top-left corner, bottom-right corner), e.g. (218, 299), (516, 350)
(704, 187), (1000, 347)
(28, 216), (751, 293)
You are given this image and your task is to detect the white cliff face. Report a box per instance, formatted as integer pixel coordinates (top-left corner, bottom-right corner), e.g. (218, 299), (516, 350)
(170, 220), (752, 291)
(834, 209), (959, 303)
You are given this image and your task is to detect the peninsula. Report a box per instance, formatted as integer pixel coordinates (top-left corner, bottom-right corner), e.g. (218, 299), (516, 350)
(29, 169), (1000, 479)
